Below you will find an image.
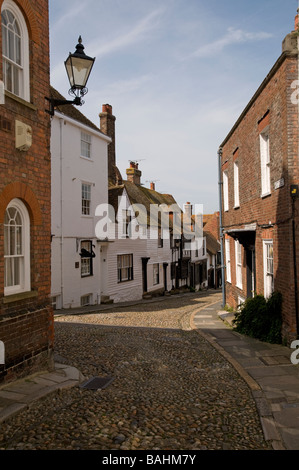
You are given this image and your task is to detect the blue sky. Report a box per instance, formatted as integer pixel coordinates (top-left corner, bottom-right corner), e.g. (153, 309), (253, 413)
(49, 0), (298, 214)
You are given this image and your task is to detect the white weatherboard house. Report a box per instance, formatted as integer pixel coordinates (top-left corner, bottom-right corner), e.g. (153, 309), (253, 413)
(50, 88), (111, 309)
(105, 174), (177, 304)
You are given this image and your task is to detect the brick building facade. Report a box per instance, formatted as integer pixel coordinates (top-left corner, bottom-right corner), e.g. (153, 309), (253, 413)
(0, 0), (53, 384)
(219, 14), (299, 343)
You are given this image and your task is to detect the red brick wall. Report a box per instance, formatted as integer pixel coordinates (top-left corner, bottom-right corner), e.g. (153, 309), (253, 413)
(220, 54), (299, 343)
(0, 0), (53, 384)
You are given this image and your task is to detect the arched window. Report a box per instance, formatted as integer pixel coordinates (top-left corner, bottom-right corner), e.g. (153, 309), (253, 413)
(4, 199), (30, 296)
(1, 0), (30, 101)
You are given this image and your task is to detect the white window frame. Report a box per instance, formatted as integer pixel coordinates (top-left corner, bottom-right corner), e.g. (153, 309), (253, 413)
(117, 254), (133, 283)
(1, 0), (30, 101)
(81, 131), (92, 159)
(81, 182), (91, 216)
(235, 240), (242, 289)
(225, 238), (231, 283)
(223, 170), (229, 211)
(234, 161), (240, 208)
(122, 209), (132, 238)
(80, 240), (93, 277)
(263, 240), (274, 299)
(4, 198), (30, 296)
(260, 129), (271, 197)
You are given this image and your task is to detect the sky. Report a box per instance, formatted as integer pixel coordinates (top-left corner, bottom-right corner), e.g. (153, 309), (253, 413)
(49, 0), (298, 214)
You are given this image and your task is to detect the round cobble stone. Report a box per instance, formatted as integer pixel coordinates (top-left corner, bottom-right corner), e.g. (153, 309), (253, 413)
(0, 292), (272, 451)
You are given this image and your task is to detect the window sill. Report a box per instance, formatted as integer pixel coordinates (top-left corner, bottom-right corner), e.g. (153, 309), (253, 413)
(261, 192), (271, 199)
(5, 91), (37, 111)
(233, 205), (240, 210)
(80, 156), (94, 162)
(3, 290), (38, 304)
(235, 284), (243, 291)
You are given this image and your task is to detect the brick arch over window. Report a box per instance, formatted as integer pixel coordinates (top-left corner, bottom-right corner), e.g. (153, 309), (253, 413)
(0, 182), (42, 225)
(0, 0), (40, 43)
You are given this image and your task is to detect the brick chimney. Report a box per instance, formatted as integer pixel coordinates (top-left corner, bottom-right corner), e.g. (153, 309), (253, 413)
(99, 104), (116, 184)
(295, 9), (299, 30)
(126, 161), (142, 185)
(150, 182), (155, 191)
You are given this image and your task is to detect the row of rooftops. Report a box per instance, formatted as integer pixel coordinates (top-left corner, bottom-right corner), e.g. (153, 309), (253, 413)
(50, 86), (220, 252)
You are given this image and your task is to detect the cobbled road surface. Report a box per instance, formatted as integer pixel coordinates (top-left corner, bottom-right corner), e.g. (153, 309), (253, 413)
(0, 291), (271, 450)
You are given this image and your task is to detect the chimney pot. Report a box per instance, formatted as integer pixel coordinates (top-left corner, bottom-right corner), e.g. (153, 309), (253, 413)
(102, 104), (112, 114)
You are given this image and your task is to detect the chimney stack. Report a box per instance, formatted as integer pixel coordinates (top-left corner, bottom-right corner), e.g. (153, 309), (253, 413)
(100, 104), (117, 184)
(295, 9), (299, 30)
(184, 202), (192, 217)
(150, 182), (155, 191)
(126, 161), (142, 185)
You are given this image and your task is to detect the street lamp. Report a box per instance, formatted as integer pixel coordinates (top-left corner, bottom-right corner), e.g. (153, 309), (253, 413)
(47, 36), (95, 116)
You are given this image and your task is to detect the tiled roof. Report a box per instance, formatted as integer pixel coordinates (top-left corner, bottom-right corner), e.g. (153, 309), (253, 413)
(50, 86), (104, 134)
(108, 181), (180, 228)
(204, 230), (220, 254)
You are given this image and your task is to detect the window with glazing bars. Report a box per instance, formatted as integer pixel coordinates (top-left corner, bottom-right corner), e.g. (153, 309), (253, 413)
(81, 132), (91, 158)
(82, 183), (91, 215)
(117, 254), (133, 282)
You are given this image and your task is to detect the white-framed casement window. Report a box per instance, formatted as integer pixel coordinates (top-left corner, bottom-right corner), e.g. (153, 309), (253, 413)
(1, 1), (30, 101)
(117, 254), (133, 283)
(223, 170), (229, 211)
(82, 183), (91, 215)
(234, 161), (240, 208)
(153, 263), (159, 285)
(225, 238), (231, 283)
(80, 240), (94, 277)
(122, 210), (132, 238)
(235, 239), (242, 289)
(263, 240), (274, 298)
(81, 132), (92, 159)
(260, 130), (271, 197)
(4, 198), (30, 295)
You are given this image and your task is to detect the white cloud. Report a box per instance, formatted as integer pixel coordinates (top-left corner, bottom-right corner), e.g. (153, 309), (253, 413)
(95, 75), (153, 98)
(50, 1), (91, 35)
(89, 7), (165, 58)
(189, 27), (273, 59)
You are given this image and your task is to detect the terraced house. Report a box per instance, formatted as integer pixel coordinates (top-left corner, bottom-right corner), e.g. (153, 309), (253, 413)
(0, 0), (53, 383)
(219, 12), (299, 343)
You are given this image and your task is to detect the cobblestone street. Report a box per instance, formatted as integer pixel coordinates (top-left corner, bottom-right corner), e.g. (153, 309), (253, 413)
(0, 291), (271, 451)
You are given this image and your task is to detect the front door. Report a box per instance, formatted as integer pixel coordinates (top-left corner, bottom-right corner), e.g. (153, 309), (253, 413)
(246, 248), (256, 298)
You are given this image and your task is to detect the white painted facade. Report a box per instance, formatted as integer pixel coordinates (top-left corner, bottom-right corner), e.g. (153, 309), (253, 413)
(104, 188), (173, 304)
(51, 110), (111, 309)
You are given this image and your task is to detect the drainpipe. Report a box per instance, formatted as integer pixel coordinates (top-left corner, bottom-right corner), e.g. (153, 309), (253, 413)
(59, 118), (64, 308)
(292, 196), (299, 337)
(218, 147), (226, 308)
